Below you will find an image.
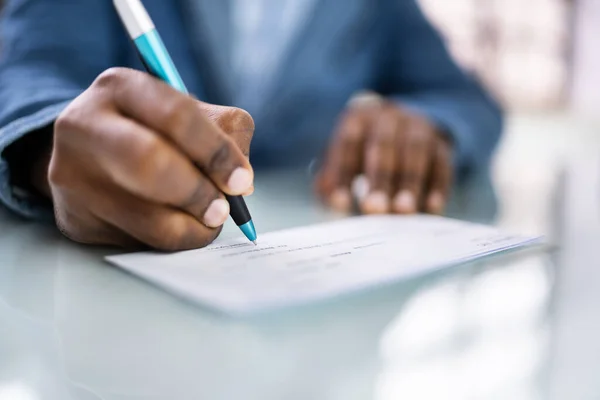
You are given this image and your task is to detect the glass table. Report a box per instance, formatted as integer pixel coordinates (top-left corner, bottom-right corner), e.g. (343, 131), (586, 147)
(0, 160), (596, 400)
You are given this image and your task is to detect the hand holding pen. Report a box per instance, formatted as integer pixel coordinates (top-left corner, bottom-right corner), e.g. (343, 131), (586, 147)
(42, 0), (259, 252)
(47, 67), (256, 251)
(114, 0), (258, 244)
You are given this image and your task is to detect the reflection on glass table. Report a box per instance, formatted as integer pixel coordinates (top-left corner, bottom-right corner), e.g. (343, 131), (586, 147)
(0, 158), (580, 400)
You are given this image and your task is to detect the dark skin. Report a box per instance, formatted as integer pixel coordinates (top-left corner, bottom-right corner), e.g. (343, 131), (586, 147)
(33, 67), (255, 251)
(316, 99), (453, 215)
(31, 69), (453, 251)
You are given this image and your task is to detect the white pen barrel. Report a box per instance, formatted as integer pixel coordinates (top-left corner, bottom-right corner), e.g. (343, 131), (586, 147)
(113, 0), (155, 39)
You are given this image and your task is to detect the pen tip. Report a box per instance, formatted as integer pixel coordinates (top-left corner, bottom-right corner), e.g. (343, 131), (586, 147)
(252, 240), (257, 246)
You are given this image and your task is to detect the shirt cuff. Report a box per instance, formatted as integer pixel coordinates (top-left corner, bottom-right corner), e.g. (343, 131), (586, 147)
(0, 101), (73, 220)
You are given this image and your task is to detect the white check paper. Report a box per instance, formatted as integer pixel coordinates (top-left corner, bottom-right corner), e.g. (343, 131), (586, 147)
(106, 215), (540, 314)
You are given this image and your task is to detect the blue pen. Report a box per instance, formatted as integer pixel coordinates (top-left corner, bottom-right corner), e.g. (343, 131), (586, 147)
(113, 0), (258, 244)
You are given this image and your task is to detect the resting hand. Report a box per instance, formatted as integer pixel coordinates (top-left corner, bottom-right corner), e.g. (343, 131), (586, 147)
(316, 99), (453, 215)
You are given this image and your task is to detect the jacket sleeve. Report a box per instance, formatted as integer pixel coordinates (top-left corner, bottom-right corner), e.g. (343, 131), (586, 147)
(0, 0), (125, 218)
(380, 0), (504, 178)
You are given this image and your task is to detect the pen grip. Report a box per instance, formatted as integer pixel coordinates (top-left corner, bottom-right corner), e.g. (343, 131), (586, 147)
(226, 195), (251, 226)
(129, 31), (255, 230)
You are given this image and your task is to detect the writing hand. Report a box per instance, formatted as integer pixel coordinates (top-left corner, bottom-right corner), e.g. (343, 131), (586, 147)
(39, 68), (255, 251)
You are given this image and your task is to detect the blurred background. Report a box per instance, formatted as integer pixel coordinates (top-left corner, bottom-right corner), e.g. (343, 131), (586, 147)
(0, 0), (594, 109)
(415, 0), (600, 240)
(378, 2), (600, 399)
(421, 0), (588, 113)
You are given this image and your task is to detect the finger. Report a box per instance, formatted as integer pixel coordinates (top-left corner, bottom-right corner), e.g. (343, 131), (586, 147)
(425, 139), (453, 215)
(361, 108), (400, 214)
(393, 116), (434, 214)
(91, 115), (229, 229)
(196, 102), (255, 158)
(95, 186), (220, 251)
(95, 68), (253, 195)
(197, 102), (256, 196)
(319, 111), (367, 211)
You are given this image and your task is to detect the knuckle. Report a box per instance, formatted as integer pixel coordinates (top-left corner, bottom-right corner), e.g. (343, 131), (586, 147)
(389, 104), (408, 121)
(54, 106), (82, 134)
(339, 108), (359, 126)
(339, 110), (363, 130)
(218, 107), (255, 135)
(339, 121), (363, 143)
(374, 112), (398, 141)
(93, 67), (127, 89)
(135, 133), (163, 160)
(213, 108), (254, 157)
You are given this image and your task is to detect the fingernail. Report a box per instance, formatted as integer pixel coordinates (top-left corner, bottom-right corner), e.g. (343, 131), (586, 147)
(428, 192), (445, 214)
(203, 198), (230, 228)
(228, 168), (253, 194)
(393, 190), (416, 214)
(330, 188), (351, 211)
(363, 191), (389, 214)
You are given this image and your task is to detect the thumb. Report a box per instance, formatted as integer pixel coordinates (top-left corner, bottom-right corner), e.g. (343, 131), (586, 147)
(195, 101), (255, 158)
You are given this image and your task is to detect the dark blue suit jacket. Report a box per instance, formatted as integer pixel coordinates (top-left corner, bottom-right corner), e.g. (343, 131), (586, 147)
(0, 0), (502, 217)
